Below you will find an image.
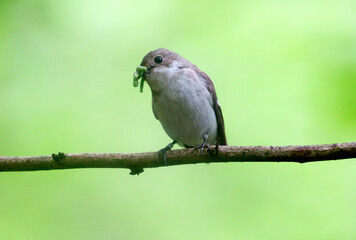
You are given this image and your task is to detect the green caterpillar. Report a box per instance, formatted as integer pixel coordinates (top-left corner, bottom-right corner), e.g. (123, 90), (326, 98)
(133, 66), (147, 93)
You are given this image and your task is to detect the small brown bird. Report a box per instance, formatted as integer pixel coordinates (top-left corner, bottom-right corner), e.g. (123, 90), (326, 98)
(133, 48), (227, 162)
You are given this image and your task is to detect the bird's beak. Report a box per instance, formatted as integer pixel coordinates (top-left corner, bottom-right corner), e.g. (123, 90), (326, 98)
(133, 66), (147, 93)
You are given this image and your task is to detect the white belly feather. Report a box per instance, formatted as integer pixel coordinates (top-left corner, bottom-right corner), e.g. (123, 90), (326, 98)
(150, 65), (217, 147)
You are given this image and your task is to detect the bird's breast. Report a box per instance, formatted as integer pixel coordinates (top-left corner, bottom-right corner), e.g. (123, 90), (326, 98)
(151, 69), (218, 147)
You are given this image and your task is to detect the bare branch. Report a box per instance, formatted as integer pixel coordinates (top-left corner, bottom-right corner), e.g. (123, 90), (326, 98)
(0, 142), (355, 175)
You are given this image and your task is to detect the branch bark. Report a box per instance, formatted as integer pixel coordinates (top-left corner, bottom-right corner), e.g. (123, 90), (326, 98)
(0, 142), (355, 175)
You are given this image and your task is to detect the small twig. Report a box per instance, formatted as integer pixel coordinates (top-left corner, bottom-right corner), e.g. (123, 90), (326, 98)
(0, 142), (355, 175)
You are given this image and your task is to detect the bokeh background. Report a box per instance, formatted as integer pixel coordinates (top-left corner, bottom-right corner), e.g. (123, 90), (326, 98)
(1, 0), (356, 239)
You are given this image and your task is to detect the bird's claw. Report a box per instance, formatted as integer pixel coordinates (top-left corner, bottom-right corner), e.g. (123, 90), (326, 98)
(193, 134), (209, 155)
(193, 143), (210, 155)
(158, 147), (170, 165)
(158, 140), (176, 165)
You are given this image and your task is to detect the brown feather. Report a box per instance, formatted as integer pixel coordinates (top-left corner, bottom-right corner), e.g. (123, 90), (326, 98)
(198, 71), (227, 145)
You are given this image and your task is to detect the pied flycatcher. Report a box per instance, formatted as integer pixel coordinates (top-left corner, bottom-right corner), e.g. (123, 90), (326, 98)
(133, 48), (227, 162)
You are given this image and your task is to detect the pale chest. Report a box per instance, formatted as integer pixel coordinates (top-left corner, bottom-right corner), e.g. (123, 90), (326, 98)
(151, 71), (218, 147)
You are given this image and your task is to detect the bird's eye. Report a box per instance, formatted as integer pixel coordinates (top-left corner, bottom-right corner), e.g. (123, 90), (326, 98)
(154, 56), (163, 64)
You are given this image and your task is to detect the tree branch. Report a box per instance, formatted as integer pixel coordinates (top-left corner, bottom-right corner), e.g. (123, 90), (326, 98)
(0, 142), (355, 175)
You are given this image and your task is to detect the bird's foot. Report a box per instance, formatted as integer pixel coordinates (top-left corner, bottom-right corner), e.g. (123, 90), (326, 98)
(193, 134), (209, 155)
(158, 141), (176, 165)
(193, 143), (210, 155)
(214, 137), (221, 156)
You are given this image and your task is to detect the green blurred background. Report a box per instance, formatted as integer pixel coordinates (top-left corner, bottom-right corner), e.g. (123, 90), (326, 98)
(1, 0), (356, 239)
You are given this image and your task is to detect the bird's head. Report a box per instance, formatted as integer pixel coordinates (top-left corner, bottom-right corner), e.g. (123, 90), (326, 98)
(133, 48), (192, 93)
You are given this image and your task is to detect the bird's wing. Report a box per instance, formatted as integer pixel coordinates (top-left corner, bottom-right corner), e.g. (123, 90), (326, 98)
(199, 72), (227, 145)
(152, 104), (158, 120)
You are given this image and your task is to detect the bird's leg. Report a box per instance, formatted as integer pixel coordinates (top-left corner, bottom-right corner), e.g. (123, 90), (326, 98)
(193, 134), (209, 155)
(214, 137), (221, 156)
(158, 140), (176, 165)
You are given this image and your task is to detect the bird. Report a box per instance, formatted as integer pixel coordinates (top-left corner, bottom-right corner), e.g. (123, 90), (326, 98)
(133, 48), (227, 162)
